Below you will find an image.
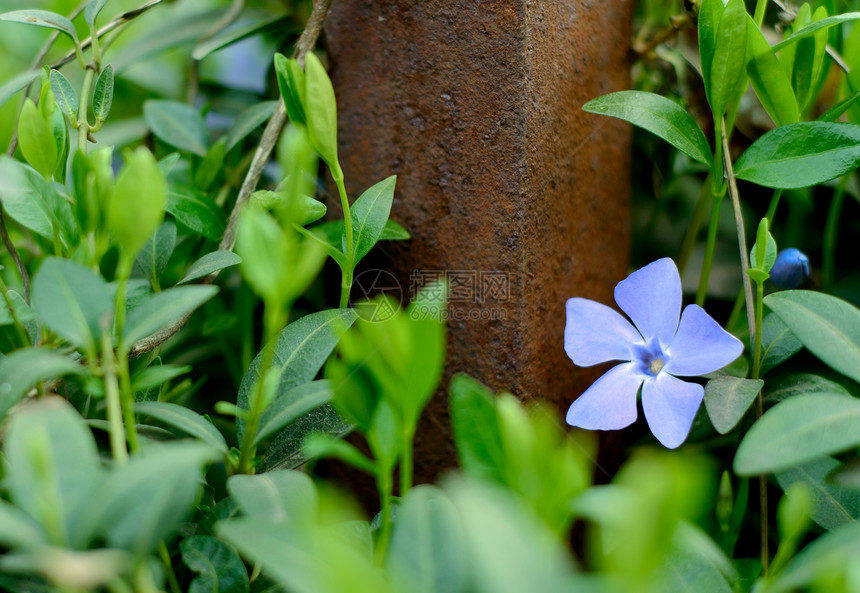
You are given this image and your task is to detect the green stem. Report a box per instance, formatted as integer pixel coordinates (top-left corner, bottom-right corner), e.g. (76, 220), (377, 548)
(158, 541), (182, 593)
(332, 165), (354, 308)
(823, 178), (848, 289)
(101, 332), (128, 465)
(375, 467), (393, 565)
(696, 192), (723, 307)
(114, 256), (139, 453)
(88, 22), (102, 69)
(764, 188), (783, 224)
(399, 430), (414, 498)
(752, 283), (764, 380)
(678, 175), (712, 275)
(76, 67), (96, 153)
(753, 0), (768, 27)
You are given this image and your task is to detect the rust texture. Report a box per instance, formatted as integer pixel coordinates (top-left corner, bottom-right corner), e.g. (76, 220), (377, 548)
(326, 0), (633, 482)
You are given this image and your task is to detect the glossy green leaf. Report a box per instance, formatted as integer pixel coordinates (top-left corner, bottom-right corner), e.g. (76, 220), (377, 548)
(0, 348), (85, 420)
(0, 10), (78, 41)
(228, 470), (317, 523)
(254, 380), (333, 445)
(166, 187), (224, 241)
(143, 100), (208, 156)
(708, 0), (748, 119)
(4, 398), (102, 546)
(734, 392), (860, 475)
(704, 377), (763, 435)
(18, 99), (58, 179)
(698, 0), (724, 107)
(92, 65), (113, 122)
(110, 147), (167, 256)
(49, 69), (78, 120)
(135, 401), (227, 453)
(177, 250), (242, 285)
(274, 53), (307, 127)
(818, 89), (860, 123)
(237, 309), (358, 440)
(261, 404), (352, 472)
(350, 175), (397, 263)
(181, 535), (249, 593)
(32, 257), (112, 351)
(449, 373), (507, 484)
(765, 290), (860, 383)
(122, 285), (218, 349)
(387, 486), (468, 593)
(0, 155), (76, 244)
(745, 15), (799, 126)
(84, 0), (109, 26)
(583, 91), (711, 167)
(225, 100), (278, 151)
(776, 457), (860, 531)
(78, 442), (217, 553)
(734, 123), (860, 189)
(303, 52), (339, 167)
(792, 7), (829, 112)
(772, 12), (860, 52)
(760, 312), (803, 375)
(135, 220), (176, 288)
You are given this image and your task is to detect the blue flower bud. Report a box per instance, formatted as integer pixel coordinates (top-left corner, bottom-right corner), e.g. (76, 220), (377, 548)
(770, 248), (810, 290)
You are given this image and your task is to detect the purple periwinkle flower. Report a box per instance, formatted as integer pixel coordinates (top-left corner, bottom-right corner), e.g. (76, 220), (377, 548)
(770, 248), (810, 290)
(564, 258), (743, 449)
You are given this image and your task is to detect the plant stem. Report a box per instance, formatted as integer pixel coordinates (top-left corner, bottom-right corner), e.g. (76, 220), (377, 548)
(114, 256), (139, 453)
(764, 188), (783, 223)
(102, 332), (129, 465)
(695, 192), (722, 307)
(158, 541), (182, 593)
(678, 175), (712, 275)
(823, 177), (848, 289)
(399, 430), (413, 498)
(375, 467), (393, 565)
(333, 169), (354, 308)
(76, 67), (96, 153)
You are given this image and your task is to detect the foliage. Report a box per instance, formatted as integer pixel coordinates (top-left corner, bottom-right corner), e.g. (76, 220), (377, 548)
(1, 0), (860, 591)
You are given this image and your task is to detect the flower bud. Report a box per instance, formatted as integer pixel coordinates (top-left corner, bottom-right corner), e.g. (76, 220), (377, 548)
(770, 248), (810, 289)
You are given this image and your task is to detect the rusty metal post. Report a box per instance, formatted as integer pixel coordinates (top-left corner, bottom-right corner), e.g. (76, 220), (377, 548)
(326, 0), (633, 480)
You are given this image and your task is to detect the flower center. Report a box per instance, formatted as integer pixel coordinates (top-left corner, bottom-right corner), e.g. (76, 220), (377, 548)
(649, 357), (665, 375)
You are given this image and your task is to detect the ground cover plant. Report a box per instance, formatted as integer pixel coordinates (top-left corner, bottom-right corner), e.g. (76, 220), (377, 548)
(1, 0), (860, 591)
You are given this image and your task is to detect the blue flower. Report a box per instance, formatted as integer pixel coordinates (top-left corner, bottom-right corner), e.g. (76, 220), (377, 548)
(564, 258), (743, 448)
(770, 248), (810, 290)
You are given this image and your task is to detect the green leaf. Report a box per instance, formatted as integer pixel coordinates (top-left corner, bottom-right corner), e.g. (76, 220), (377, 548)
(368, 401), (400, 469)
(4, 398), (102, 547)
(0, 348), (85, 420)
(237, 309), (357, 441)
(195, 137), (226, 190)
(177, 250), (242, 285)
(122, 285), (218, 349)
(0, 500), (45, 550)
(449, 374), (507, 483)
(166, 187), (225, 241)
(143, 100), (208, 156)
(791, 6), (829, 112)
(274, 53), (307, 127)
(193, 15), (290, 61)
(698, 0), (724, 108)
(708, 0), (748, 120)
(18, 99), (58, 179)
(387, 486), (468, 593)
(818, 90), (860, 123)
(0, 10), (78, 42)
(181, 535), (249, 593)
(704, 377), (764, 435)
(50, 69), (78, 120)
(772, 12), (860, 52)
(749, 218), (777, 274)
(745, 15), (799, 127)
(764, 372), (852, 404)
(131, 363), (190, 396)
(227, 470), (317, 523)
(734, 122), (860, 189)
(734, 392), (860, 475)
(776, 457), (860, 531)
(254, 380), (333, 445)
(350, 175), (397, 263)
(31, 257), (112, 351)
(84, 0), (110, 26)
(260, 404), (352, 472)
(92, 65), (113, 122)
(135, 220), (176, 288)
(77, 442), (217, 553)
(765, 290), (860, 384)
(303, 52), (339, 168)
(235, 206), (290, 302)
(655, 523), (736, 593)
(110, 147), (167, 256)
(134, 401), (228, 453)
(760, 312), (803, 375)
(583, 91), (712, 167)
(225, 101), (278, 151)
(767, 520), (860, 592)
(379, 219), (410, 241)
(0, 70), (40, 110)
(303, 432), (375, 473)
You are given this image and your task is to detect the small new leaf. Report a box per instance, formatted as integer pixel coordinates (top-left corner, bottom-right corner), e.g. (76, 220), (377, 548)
(93, 65), (114, 122)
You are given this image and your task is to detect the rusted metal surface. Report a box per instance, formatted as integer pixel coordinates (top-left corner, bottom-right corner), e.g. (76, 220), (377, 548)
(326, 0), (633, 482)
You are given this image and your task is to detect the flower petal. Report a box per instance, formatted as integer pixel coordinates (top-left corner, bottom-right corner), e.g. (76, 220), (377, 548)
(614, 258), (682, 347)
(565, 298), (643, 367)
(641, 373), (704, 449)
(663, 304), (744, 376)
(566, 362), (644, 430)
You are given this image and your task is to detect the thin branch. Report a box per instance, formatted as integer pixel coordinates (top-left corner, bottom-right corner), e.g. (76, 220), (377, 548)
(0, 210), (30, 303)
(130, 0), (335, 357)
